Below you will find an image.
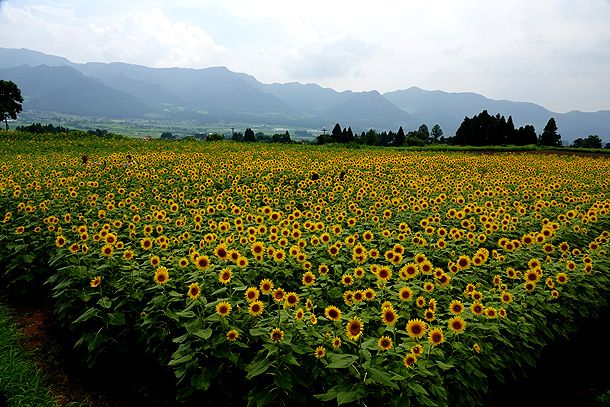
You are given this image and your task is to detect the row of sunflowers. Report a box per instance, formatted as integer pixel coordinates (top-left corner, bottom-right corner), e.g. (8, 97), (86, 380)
(1, 131), (609, 405)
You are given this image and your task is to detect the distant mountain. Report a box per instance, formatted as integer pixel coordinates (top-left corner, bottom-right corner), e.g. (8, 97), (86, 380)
(321, 91), (415, 130)
(0, 48), (73, 69)
(0, 65), (151, 118)
(1, 47), (609, 140)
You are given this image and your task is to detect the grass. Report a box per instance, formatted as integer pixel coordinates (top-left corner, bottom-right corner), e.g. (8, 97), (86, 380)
(0, 304), (57, 407)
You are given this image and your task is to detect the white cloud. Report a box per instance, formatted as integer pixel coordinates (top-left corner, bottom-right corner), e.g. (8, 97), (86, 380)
(0, 4), (233, 68)
(1, 0), (610, 111)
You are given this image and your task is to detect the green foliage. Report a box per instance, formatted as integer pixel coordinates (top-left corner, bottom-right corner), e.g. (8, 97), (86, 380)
(160, 132), (176, 140)
(0, 306), (57, 407)
(0, 80), (24, 131)
(572, 135), (603, 149)
(453, 111), (536, 146)
(0, 133), (610, 406)
(538, 117), (562, 147)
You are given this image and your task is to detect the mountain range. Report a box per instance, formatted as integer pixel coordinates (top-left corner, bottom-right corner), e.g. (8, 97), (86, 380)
(1, 47), (609, 141)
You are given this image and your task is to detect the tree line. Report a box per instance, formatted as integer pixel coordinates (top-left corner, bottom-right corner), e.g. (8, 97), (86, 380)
(316, 123), (443, 146)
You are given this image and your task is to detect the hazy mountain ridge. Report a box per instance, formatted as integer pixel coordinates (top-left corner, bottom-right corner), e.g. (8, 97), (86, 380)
(1, 47), (609, 140)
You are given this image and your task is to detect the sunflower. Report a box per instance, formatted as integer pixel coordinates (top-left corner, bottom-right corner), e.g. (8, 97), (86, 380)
(456, 255), (471, 270)
(245, 287), (261, 303)
(90, 276), (101, 288)
(302, 271), (316, 287)
(313, 346), (326, 359)
(406, 319), (427, 339)
(381, 307), (398, 326)
(248, 300), (264, 317)
(400, 263), (419, 280)
(187, 282), (201, 300)
(295, 308), (305, 320)
(104, 232), (117, 245)
(363, 288), (376, 302)
(140, 237), (153, 250)
(345, 317), (364, 341)
(149, 255), (161, 267)
(376, 266), (392, 281)
(101, 244), (113, 257)
(556, 272), (568, 285)
(398, 286), (414, 302)
(485, 307), (497, 319)
(525, 270), (540, 283)
(341, 274), (354, 286)
(218, 268), (232, 285)
(473, 343), (481, 353)
(216, 301), (232, 317)
(411, 344), (423, 356)
(470, 302), (484, 316)
(284, 292), (300, 308)
(500, 291), (513, 304)
(195, 255), (211, 270)
(123, 249), (134, 261)
(378, 336), (393, 351)
(448, 316), (466, 334)
(215, 243), (229, 260)
(331, 336), (342, 349)
(428, 327), (444, 346)
(154, 267), (169, 285)
(270, 328), (284, 342)
(449, 299), (464, 315)
(55, 235), (66, 248)
(416, 296), (426, 308)
(259, 278), (274, 294)
(424, 309), (436, 322)
(403, 353), (417, 368)
(273, 288), (285, 302)
(324, 305), (342, 321)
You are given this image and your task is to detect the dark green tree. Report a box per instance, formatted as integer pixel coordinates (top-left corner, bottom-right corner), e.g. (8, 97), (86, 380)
(394, 126), (406, 146)
(538, 118), (561, 147)
(431, 124), (443, 143)
(331, 123), (342, 142)
(0, 80), (24, 130)
(418, 124), (430, 142)
(271, 131), (292, 144)
(572, 134), (602, 149)
(160, 131), (175, 139)
(206, 133), (224, 141)
(514, 125), (537, 146)
(243, 127), (256, 142)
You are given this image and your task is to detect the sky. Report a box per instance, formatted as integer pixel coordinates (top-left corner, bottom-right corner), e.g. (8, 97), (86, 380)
(1, 0), (610, 113)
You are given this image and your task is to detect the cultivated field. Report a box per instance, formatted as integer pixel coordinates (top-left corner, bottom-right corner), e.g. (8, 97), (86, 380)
(1, 131), (609, 405)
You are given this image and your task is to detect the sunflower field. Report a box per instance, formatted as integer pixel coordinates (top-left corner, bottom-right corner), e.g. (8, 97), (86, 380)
(1, 131), (610, 406)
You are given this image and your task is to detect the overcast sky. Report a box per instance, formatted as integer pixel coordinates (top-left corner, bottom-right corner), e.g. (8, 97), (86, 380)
(1, 0), (610, 113)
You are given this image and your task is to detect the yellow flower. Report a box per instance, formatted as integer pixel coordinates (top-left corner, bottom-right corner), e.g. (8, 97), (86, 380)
(90, 276), (101, 288)
(187, 282), (201, 300)
(345, 317), (364, 341)
(215, 301), (232, 317)
(154, 267), (169, 285)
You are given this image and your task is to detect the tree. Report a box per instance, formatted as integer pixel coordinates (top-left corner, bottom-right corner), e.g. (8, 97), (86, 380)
(0, 80), (24, 130)
(538, 117), (561, 147)
(514, 125), (537, 146)
(418, 124), (430, 142)
(572, 134), (602, 149)
(431, 124), (443, 143)
(243, 128), (256, 142)
(331, 123), (342, 142)
(206, 133), (224, 141)
(394, 126), (406, 146)
(160, 131), (175, 139)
